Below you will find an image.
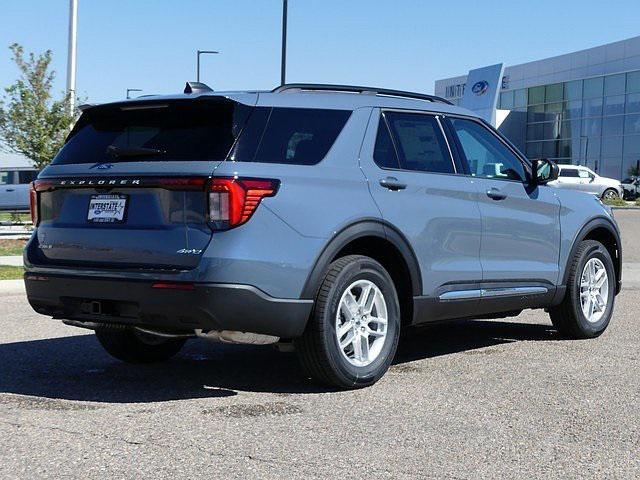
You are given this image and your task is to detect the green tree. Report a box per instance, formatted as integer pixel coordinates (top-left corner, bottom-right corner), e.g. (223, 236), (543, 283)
(0, 43), (78, 170)
(628, 162), (640, 178)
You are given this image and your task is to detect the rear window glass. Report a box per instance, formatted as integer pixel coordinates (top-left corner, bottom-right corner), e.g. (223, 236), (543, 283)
(52, 99), (252, 165)
(231, 107), (351, 165)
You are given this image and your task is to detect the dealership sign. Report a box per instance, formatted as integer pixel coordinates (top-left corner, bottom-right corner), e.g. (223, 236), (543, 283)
(459, 63), (505, 126)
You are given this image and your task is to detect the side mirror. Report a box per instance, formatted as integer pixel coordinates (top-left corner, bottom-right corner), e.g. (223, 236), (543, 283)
(530, 158), (559, 186)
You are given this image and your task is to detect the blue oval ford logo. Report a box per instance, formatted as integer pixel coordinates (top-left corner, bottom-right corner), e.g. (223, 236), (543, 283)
(472, 80), (489, 96)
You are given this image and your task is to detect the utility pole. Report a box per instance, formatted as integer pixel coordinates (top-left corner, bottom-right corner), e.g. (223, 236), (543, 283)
(66, 0), (78, 115)
(281, 0), (288, 85)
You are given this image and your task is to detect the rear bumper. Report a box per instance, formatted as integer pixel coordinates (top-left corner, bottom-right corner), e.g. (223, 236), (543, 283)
(24, 274), (313, 338)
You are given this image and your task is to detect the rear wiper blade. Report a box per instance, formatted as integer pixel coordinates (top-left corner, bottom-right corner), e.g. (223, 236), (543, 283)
(106, 145), (166, 157)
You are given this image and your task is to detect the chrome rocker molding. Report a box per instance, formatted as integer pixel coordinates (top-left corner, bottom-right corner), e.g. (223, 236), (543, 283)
(438, 286), (549, 302)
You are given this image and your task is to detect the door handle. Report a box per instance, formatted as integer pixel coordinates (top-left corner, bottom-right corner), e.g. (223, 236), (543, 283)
(6, 189), (15, 192)
(486, 188), (507, 200)
(379, 177), (407, 191)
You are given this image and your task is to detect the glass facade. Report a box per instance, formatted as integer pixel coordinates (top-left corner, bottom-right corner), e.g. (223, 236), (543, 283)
(499, 69), (640, 180)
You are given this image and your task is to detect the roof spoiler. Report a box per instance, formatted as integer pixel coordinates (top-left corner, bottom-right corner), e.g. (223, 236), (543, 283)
(184, 82), (213, 94)
(77, 103), (97, 112)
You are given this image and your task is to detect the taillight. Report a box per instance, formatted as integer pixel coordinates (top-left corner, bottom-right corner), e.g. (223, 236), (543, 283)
(208, 177), (279, 230)
(29, 182), (38, 226)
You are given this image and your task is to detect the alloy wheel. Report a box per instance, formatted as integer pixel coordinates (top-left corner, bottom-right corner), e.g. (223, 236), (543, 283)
(335, 280), (388, 367)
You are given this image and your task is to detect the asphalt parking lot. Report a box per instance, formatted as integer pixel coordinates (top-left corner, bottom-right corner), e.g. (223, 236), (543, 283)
(0, 211), (638, 479)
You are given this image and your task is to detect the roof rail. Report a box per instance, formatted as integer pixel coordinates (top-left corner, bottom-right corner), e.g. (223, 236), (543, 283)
(272, 83), (453, 105)
(184, 81), (213, 94)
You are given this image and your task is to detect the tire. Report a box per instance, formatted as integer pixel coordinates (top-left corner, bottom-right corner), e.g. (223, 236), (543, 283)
(295, 255), (401, 389)
(95, 329), (187, 364)
(602, 188), (619, 201)
(549, 240), (616, 339)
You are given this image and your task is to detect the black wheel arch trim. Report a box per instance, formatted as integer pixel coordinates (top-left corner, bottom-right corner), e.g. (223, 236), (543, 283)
(563, 216), (622, 294)
(300, 219), (422, 299)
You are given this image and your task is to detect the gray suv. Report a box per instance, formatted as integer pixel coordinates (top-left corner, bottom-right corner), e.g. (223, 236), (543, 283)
(24, 83), (622, 388)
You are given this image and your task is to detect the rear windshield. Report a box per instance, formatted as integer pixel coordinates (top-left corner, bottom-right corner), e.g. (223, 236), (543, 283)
(230, 107), (351, 165)
(53, 101), (351, 166)
(52, 98), (252, 165)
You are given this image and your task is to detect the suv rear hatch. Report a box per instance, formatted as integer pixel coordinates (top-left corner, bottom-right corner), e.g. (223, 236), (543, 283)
(31, 96), (255, 270)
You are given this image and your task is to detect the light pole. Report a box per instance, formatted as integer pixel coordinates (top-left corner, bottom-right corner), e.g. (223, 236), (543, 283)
(66, 0), (78, 114)
(281, 0), (288, 85)
(196, 50), (219, 82)
(126, 88), (142, 99)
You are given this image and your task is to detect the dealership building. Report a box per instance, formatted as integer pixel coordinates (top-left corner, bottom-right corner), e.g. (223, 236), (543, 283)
(434, 35), (640, 180)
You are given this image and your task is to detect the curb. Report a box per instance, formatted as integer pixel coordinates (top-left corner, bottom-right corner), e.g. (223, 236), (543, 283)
(0, 279), (25, 295)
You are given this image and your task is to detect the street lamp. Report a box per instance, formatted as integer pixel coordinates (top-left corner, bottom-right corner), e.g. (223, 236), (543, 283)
(126, 88), (142, 99)
(196, 50), (220, 82)
(281, 0), (288, 85)
(66, 0), (78, 114)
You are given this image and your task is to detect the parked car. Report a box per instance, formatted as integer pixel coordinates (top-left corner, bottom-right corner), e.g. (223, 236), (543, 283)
(24, 83), (622, 389)
(548, 164), (623, 200)
(0, 167), (38, 211)
(621, 176), (640, 200)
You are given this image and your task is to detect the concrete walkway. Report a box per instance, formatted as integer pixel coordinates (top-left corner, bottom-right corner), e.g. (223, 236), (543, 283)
(0, 256), (23, 267)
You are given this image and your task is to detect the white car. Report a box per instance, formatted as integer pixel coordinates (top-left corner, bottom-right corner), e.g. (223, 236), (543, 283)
(548, 165), (623, 200)
(0, 167), (39, 211)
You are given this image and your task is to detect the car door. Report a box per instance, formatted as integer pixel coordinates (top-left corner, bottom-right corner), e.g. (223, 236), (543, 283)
(577, 168), (599, 195)
(359, 109), (483, 321)
(555, 167), (581, 190)
(0, 171), (18, 209)
(445, 116), (561, 303)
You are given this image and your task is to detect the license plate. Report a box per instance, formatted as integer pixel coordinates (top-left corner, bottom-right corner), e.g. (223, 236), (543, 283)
(87, 194), (128, 223)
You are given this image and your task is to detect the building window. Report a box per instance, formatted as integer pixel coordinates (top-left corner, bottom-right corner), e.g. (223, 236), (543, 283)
(514, 89), (528, 108)
(604, 95), (625, 115)
(625, 114), (640, 135)
(500, 91), (514, 109)
(626, 93), (640, 114)
(602, 116), (624, 136)
(564, 80), (583, 101)
(582, 118), (602, 136)
(602, 136), (623, 157)
(582, 97), (603, 117)
(528, 86), (545, 105)
(604, 74), (626, 96)
(627, 71), (640, 94)
(545, 83), (563, 103)
(583, 77), (604, 99)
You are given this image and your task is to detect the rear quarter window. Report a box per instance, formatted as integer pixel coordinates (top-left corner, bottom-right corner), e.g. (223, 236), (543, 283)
(231, 107), (351, 165)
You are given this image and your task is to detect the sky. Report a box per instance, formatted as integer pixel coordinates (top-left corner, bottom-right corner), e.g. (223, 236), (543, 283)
(1, 0), (640, 104)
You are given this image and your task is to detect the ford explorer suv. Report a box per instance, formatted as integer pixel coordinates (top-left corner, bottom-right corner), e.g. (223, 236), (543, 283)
(24, 83), (622, 389)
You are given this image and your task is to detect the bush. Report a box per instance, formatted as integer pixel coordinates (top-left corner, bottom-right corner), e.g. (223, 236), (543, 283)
(603, 198), (628, 207)
(636, 198), (640, 207)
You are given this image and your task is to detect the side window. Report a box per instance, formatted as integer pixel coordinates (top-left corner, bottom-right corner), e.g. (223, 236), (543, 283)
(373, 116), (400, 169)
(450, 118), (526, 182)
(384, 112), (454, 174)
(233, 107), (352, 165)
(559, 169), (579, 178)
(0, 172), (9, 185)
(18, 171), (38, 184)
(578, 169), (591, 179)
